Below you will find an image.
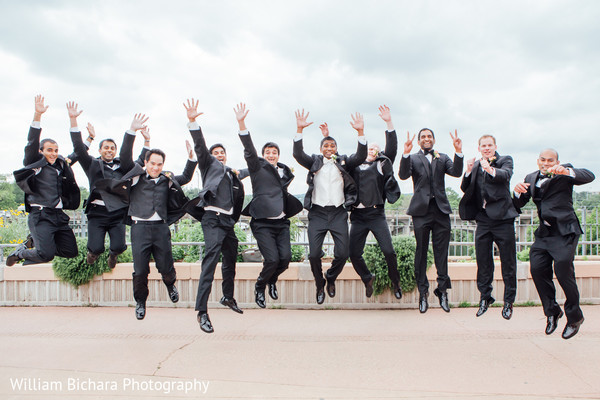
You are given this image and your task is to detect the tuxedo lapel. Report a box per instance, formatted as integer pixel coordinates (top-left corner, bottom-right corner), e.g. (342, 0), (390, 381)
(418, 152), (430, 178)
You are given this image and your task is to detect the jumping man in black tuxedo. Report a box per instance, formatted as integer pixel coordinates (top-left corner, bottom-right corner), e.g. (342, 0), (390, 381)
(8, 95), (80, 266)
(459, 135), (518, 320)
(513, 149), (594, 339)
(185, 98), (245, 334)
(399, 128), (463, 313)
(293, 109), (367, 304)
(68, 103), (151, 269)
(234, 103), (303, 308)
(348, 105), (402, 299)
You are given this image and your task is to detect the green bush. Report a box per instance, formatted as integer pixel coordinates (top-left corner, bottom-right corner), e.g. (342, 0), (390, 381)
(363, 235), (433, 296)
(291, 244), (305, 262)
(172, 219), (204, 262)
(517, 247), (530, 262)
(0, 213), (29, 257)
(52, 238), (132, 287)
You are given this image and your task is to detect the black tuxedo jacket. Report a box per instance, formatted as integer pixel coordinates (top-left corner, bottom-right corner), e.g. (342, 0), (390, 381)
(512, 164), (595, 237)
(459, 152), (518, 221)
(399, 150), (463, 216)
(71, 130), (147, 213)
(189, 126), (245, 222)
(14, 126), (80, 211)
(95, 160), (198, 225)
(351, 129), (400, 206)
(238, 132), (303, 219)
(293, 137), (367, 210)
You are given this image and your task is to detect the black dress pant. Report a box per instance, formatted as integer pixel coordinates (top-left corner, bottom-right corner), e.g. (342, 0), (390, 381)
(474, 211), (517, 303)
(530, 233), (583, 324)
(21, 208), (78, 264)
(86, 204), (127, 256)
(250, 218), (291, 291)
(195, 211), (238, 313)
(349, 206), (399, 285)
(412, 199), (451, 295)
(307, 205), (349, 289)
(131, 221), (176, 304)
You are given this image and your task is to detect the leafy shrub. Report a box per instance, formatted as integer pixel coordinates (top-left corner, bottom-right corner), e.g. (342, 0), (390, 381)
(172, 219), (204, 262)
(0, 213), (29, 257)
(291, 244), (305, 262)
(52, 238), (132, 287)
(363, 235), (433, 296)
(517, 247), (530, 262)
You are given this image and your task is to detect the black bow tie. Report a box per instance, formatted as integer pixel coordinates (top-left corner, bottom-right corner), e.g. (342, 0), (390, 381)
(423, 149), (434, 156)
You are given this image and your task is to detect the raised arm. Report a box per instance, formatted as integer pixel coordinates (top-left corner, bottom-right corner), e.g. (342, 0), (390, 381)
(24, 95), (49, 165)
(184, 98), (212, 171)
(346, 112), (367, 169)
(174, 140), (198, 185)
(235, 103), (260, 173)
(134, 126), (151, 166)
(70, 120), (94, 172)
(120, 114), (148, 172)
(292, 109), (314, 169)
(378, 105), (397, 163)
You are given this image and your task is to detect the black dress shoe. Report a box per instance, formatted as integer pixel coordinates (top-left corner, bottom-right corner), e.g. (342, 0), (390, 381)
(562, 317), (584, 340)
(86, 251), (99, 265)
(316, 287), (325, 304)
(220, 296), (243, 314)
(546, 310), (564, 335)
(326, 281), (336, 298)
(135, 302), (146, 320)
(365, 275), (375, 298)
(255, 290), (266, 308)
(268, 283), (278, 300)
(476, 297), (494, 317)
(392, 283), (402, 300)
(6, 244), (25, 267)
(24, 234), (34, 249)
(198, 313), (214, 333)
(501, 302), (513, 320)
(419, 294), (428, 313)
(434, 288), (450, 313)
(107, 253), (118, 269)
(168, 285), (179, 303)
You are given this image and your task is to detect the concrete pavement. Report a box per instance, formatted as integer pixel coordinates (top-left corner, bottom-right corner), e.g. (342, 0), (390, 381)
(0, 305), (599, 399)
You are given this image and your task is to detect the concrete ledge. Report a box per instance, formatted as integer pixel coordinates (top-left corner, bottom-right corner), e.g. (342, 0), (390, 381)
(1, 261), (600, 308)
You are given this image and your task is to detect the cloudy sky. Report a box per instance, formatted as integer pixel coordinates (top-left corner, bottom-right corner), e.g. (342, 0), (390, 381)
(1, 0), (599, 196)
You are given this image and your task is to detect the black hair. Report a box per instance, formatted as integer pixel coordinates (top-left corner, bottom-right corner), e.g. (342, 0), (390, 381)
(320, 136), (337, 147)
(418, 128), (435, 140)
(98, 138), (117, 150)
(39, 138), (57, 151)
(209, 143), (226, 154)
(145, 148), (166, 162)
(262, 142), (280, 155)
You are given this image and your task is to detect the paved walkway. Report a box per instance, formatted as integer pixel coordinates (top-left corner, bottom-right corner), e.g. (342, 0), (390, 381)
(0, 305), (599, 399)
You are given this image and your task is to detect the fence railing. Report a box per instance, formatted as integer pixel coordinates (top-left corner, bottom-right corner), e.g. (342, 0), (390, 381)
(2, 207), (600, 262)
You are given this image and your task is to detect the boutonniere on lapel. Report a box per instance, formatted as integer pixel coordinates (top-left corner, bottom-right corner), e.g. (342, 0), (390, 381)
(232, 169), (239, 176)
(65, 157), (72, 165)
(433, 151), (440, 159)
(290, 167), (294, 174)
(331, 154), (338, 162)
(543, 171), (555, 178)
(164, 171), (173, 179)
(487, 156), (497, 166)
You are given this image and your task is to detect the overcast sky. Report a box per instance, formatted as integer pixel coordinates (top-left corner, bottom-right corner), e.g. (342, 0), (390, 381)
(1, 0), (599, 197)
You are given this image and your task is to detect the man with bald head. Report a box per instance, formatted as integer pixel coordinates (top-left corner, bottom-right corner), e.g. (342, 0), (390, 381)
(513, 149), (594, 339)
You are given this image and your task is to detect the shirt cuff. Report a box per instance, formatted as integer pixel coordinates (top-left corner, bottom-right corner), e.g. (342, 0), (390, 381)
(294, 133), (303, 142)
(126, 129), (136, 136)
(487, 167), (496, 177)
(358, 136), (367, 145)
(31, 121), (41, 129)
(239, 129), (249, 136)
(456, 153), (463, 157)
(568, 168), (576, 178)
(70, 127), (80, 133)
(402, 153), (409, 158)
(188, 121), (200, 130)
(465, 171), (472, 177)
(514, 192), (521, 198)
